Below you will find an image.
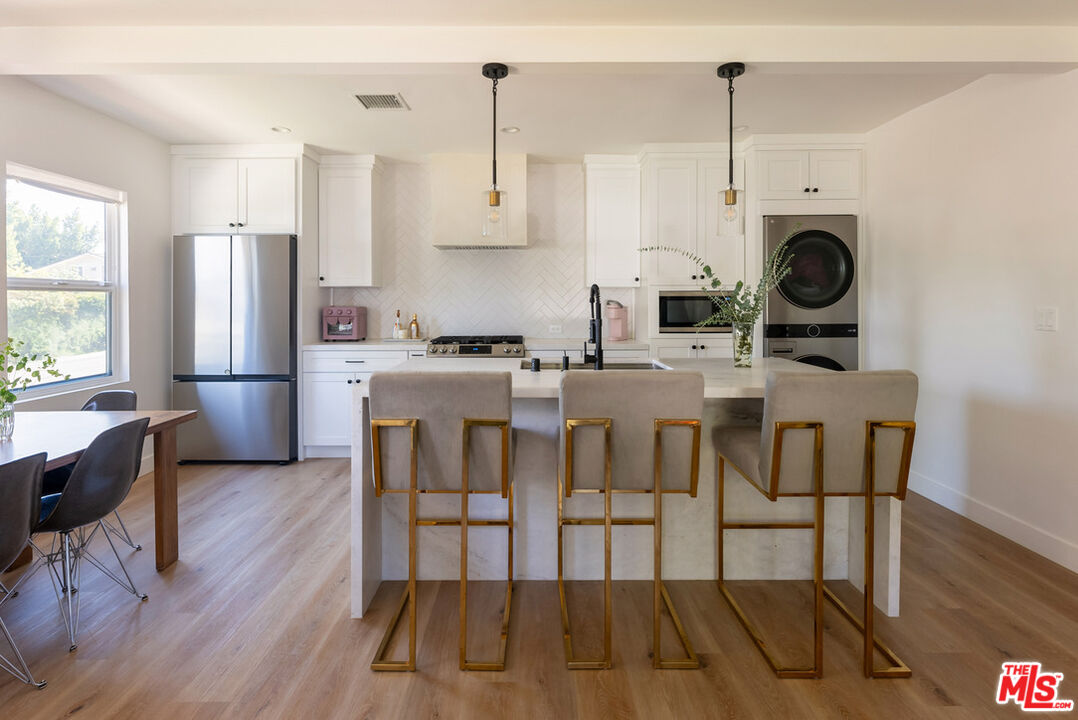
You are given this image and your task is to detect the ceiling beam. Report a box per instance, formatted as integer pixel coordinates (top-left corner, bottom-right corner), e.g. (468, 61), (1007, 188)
(2, 25), (1078, 74)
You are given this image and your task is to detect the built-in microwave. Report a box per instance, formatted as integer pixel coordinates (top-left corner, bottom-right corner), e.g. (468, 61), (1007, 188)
(657, 290), (733, 333)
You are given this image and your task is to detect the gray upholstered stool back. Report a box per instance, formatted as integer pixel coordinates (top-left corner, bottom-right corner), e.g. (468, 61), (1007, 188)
(369, 372), (512, 493)
(0, 454), (46, 572)
(559, 371), (704, 492)
(759, 370), (918, 498)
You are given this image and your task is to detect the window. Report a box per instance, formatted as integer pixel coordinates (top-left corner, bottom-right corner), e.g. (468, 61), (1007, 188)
(5, 163), (126, 394)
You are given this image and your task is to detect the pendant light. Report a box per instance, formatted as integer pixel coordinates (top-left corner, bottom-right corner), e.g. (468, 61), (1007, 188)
(481, 62), (510, 240)
(717, 62), (745, 223)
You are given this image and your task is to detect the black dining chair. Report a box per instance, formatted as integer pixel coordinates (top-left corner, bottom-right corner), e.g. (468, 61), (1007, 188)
(42, 390), (141, 552)
(0, 453), (48, 688)
(33, 417), (151, 652)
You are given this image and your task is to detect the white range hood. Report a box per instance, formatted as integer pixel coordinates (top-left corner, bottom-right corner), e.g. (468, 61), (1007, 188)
(430, 153), (529, 248)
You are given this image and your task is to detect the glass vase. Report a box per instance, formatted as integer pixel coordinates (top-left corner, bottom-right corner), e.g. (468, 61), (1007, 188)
(732, 322), (754, 368)
(0, 402), (14, 440)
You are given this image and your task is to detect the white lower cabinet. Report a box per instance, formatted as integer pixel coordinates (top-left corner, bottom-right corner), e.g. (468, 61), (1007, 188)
(303, 372), (363, 447)
(302, 350), (409, 452)
(650, 337), (732, 360)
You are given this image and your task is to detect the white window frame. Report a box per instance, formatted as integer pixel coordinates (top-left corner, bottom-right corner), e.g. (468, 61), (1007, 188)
(5, 162), (130, 402)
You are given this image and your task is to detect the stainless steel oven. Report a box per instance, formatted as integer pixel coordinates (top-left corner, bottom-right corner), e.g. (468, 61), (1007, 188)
(657, 290), (732, 333)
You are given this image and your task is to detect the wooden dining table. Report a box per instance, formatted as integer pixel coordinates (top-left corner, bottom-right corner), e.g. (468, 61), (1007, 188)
(0, 409), (197, 571)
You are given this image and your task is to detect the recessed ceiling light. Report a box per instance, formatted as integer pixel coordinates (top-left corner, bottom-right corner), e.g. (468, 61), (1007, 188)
(501, 126), (520, 134)
(733, 125), (749, 132)
(271, 126), (292, 134)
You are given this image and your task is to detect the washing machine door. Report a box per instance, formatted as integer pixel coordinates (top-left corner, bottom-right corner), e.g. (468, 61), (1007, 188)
(793, 354), (847, 371)
(777, 229), (855, 310)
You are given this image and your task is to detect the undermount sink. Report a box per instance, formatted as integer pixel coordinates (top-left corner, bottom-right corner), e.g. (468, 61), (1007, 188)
(521, 360), (665, 371)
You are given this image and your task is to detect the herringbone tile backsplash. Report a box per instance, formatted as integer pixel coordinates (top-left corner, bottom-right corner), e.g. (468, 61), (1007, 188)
(339, 162), (634, 340)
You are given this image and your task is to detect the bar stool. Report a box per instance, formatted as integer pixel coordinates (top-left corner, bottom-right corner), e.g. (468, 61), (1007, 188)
(368, 371), (514, 672)
(558, 370), (704, 670)
(713, 370), (917, 679)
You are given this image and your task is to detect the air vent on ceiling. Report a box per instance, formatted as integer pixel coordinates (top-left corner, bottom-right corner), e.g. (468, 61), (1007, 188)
(355, 93), (410, 111)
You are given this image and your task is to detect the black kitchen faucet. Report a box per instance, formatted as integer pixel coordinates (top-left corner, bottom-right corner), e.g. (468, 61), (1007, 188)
(584, 283), (604, 370)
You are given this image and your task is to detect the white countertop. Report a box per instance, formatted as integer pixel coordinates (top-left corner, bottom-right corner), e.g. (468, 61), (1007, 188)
(352, 356), (826, 399)
(306, 338), (650, 352)
(524, 337), (650, 351)
(304, 341), (428, 351)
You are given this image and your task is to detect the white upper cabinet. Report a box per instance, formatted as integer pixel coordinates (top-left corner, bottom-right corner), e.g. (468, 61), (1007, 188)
(318, 156), (382, 287)
(239, 158), (297, 233)
(643, 155), (745, 286)
(585, 156), (641, 287)
(758, 149), (861, 200)
(173, 155), (296, 234)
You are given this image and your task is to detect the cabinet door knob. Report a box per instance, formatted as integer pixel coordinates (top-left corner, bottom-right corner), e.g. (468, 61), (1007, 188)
(691, 344), (697, 350)
(634, 277), (639, 282)
(691, 274), (697, 280)
(803, 187), (810, 193)
(229, 222), (236, 227)
(346, 379), (353, 384)
(237, 222), (245, 227)
(812, 188), (819, 193)
(700, 345), (706, 350)
(319, 276), (325, 281)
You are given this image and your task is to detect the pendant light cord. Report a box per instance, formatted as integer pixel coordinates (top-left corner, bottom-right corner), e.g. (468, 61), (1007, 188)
(727, 77), (735, 187)
(491, 76), (499, 189)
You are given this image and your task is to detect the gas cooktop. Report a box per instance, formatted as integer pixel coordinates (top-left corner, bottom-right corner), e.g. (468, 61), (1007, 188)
(427, 335), (526, 357)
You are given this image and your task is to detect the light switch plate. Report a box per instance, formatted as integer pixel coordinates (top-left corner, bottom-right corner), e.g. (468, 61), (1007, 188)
(1035, 306), (1059, 332)
(548, 324), (563, 335)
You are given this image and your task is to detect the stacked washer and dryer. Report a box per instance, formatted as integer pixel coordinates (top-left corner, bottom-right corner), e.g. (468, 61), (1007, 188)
(763, 215), (859, 371)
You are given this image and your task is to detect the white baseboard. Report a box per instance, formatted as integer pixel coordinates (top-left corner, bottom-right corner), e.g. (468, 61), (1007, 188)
(304, 445), (350, 458)
(909, 470), (1078, 574)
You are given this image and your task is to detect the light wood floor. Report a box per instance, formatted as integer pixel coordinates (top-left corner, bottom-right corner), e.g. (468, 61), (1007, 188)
(2, 459), (1076, 719)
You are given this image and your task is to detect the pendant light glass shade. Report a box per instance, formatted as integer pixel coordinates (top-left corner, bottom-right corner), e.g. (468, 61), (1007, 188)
(481, 63), (510, 240)
(722, 187), (739, 223)
(482, 188), (508, 240)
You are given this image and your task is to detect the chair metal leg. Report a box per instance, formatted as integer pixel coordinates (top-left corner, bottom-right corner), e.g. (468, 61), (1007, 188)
(371, 419), (418, 672)
(558, 418), (613, 669)
(820, 420), (912, 679)
(83, 522), (148, 601)
(459, 419), (514, 671)
(0, 615), (46, 689)
(653, 421), (699, 669)
(716, 424), (826, 679)
(102, 510), (142, 552)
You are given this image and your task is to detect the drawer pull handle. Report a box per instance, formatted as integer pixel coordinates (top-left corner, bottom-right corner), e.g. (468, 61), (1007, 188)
(772, 348), (793, 354)
(344, 360), (366, 364)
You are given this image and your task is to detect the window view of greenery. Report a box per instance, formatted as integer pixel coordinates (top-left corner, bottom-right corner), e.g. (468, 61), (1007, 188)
(6, 178), (112, 387)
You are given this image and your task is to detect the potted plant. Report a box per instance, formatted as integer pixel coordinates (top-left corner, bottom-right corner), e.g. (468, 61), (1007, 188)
(643, 229), (795, 367)
(0, 337), (67, 439)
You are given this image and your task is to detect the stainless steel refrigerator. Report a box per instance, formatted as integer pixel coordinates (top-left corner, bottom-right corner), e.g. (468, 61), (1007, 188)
(172, 234), (297, 462)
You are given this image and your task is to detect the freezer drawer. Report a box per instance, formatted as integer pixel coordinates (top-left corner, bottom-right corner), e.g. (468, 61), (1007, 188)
(174, 379), (295, 461)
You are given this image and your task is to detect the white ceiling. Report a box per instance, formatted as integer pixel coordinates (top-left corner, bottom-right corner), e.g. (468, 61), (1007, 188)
(5, 0), (1078, 26)
(30, 66), (990, 160)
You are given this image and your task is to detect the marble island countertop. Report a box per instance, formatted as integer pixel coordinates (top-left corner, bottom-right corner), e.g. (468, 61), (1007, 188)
(351, 356), (827, 399)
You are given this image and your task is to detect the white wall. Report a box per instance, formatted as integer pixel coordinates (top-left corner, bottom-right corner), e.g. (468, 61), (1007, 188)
(338, 162), (634, 340)
(865, 71), (1078, 572)
(0, 76), (172, 417)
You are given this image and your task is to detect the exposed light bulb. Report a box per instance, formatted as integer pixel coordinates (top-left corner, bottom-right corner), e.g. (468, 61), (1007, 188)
(481, 188), (508, 239)
(722, 186), (739, 223)
(487, 207), (502, 224)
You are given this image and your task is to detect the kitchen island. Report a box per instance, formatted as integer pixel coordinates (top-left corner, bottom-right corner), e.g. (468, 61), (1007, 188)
(350, 357), (902, 619)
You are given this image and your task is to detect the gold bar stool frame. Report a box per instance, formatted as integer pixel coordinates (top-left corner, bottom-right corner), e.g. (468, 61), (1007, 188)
(557, 371), (704, 670)
(714, 370), (918, 679)
(368, 372), (514, 672)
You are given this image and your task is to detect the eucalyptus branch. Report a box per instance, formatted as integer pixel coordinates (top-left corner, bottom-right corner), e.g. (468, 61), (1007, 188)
(640, 223), (800, 327)
(0, 337), (69, 404)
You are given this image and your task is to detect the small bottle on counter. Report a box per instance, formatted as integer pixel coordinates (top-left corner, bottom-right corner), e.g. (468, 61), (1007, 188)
(393, 310), (403, 339)
(409, 313), (420, 339)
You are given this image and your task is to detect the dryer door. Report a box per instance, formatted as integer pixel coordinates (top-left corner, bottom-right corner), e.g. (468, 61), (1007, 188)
(777, 229), (855, 310)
